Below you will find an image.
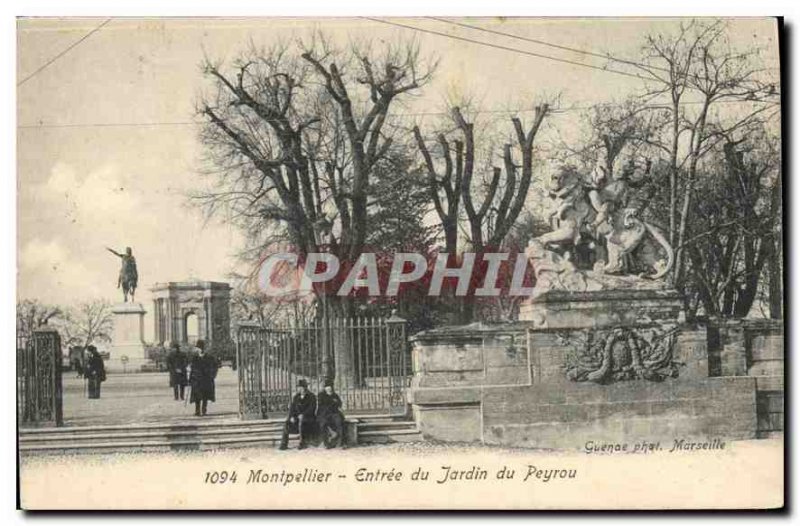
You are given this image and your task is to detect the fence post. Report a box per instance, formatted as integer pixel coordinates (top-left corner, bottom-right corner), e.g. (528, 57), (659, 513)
(29, 329), (62, 427)
(235, 323), (265, 420)
(234, 324), (245, 420)
(386, 310), (408, 412)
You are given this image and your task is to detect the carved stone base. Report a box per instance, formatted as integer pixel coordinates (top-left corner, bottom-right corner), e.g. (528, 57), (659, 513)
(107, 303), (151, 373)
(408, 319), (758, 450)
(519, 289), (685, 330)
(408, 287), (761, 450)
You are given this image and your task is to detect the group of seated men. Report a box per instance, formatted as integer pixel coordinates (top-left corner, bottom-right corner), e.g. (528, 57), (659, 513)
(279, 378), (347, 450)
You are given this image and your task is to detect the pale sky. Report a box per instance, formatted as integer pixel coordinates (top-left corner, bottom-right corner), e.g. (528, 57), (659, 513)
(16, 17), (779, 337)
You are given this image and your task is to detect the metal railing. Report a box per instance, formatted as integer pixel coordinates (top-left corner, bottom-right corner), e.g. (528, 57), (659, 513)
(17, 329), (63, 427)
(236, 313), (410, 419)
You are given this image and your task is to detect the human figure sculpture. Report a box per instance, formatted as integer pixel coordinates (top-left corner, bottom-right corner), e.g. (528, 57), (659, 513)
(106, 246), (138, 302)
(530, 161), (673, 288)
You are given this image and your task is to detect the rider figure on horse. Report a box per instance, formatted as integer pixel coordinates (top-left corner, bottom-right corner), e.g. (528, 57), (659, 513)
(106, 246), (138, 302)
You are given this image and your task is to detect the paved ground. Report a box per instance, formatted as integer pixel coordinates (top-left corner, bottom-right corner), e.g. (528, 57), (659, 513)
(61, 367), (402, 426)
(62, 367), (240, 425)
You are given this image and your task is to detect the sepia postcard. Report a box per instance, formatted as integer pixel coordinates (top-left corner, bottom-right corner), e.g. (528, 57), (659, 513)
(16, 16), (784, 510)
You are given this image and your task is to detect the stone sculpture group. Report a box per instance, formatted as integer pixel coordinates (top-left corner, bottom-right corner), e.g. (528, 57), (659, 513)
(528, 161), (673, 298)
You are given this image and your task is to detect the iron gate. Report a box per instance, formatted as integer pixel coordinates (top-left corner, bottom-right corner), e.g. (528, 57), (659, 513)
(16, 329), (63, 427)
(236, 313), (410, 419)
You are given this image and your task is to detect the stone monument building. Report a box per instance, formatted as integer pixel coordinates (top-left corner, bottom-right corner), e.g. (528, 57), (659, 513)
(151, 281), (233, 354)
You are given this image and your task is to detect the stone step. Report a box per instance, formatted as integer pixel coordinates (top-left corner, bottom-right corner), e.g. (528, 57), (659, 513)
(19, 433), (294, 454)
(358, 428), (423, 444)
(20, 421), (415, 446)
(20, 414), (410, 436)
(357, 421), (418, 432)
(19, 425), (286, 445)
(19, 416), (273, 436)
(20, 428), (410, 454)
(19, 413), (419, 454)
(19, 413), (410, 437)
(352, 412), (411, 421)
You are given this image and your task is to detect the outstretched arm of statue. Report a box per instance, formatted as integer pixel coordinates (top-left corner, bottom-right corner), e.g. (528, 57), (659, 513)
(106, 247), (122, 258)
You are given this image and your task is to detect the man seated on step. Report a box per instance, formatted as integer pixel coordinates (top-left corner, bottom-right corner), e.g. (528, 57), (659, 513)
(278, 379), (317, 450)
(317, 379), (348, 449)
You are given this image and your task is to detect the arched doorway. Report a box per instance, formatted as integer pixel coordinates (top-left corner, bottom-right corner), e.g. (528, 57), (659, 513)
(184, 312), (199, 345)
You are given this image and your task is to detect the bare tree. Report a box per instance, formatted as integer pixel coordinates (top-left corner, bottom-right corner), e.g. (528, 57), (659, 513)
(684, 131), (781, 318)
(626, 19), (778, 287)
(413, 104), (548, 322)
(301, 36), (436, 262)
(196, 36), (435, 286)
(414, 104), (549, 255)
(58, 300), (114, 348)
(16, 299), (62, 339)
(196, 35), (436, 381)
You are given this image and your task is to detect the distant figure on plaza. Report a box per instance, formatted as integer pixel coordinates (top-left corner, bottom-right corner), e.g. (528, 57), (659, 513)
(189, 340), (219, 416)
(279, 379), (317, 450)
(317, 379), (347, 449)
(85, 345), (106, 399)
(69, 346), (85, 378)
(105, 246), (138, 302)
(71, 356), (84, 378)
(166, 341), (188, 401)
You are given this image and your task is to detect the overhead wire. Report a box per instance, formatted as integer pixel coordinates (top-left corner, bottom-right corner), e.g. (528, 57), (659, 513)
(18, 18), (112, 87)
(362, 17), (650, 82)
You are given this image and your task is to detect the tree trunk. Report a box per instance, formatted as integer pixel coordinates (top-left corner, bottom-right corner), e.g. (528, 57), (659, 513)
(767, 237), (783, 319)
(668, 99), (680, 250)
(688, 246), (718, 316)
(673, 105), (709, 289)
(767, 175), (783, 319)
(325, 296), (358, 388)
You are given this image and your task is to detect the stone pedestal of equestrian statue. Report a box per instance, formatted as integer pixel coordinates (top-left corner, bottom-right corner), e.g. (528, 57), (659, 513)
(106, 303), (151, 373)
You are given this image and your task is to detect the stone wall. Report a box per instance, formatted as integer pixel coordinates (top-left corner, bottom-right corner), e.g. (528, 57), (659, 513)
(706, 319), (784, 437)
(480, 378), (756, 450)
(408, 318), (776, 450)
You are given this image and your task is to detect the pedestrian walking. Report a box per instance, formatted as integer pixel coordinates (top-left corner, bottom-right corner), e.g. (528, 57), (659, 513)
(165, 341), (189, 400)
(189, 340), (219, 416)
(85, 345), (106, 399)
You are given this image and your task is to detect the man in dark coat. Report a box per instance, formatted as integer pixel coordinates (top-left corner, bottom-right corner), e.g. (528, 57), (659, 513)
(317, 379), (347, 449)
(165, 341), (188, 400)
(278, 379), (317, 450)
(85, 345), (106, 399)
(189, 340), (219, 416)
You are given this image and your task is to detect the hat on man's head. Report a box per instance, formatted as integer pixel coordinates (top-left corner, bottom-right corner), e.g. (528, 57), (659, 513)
(297, 379), (308, 388)
(323, 379), (334, 388)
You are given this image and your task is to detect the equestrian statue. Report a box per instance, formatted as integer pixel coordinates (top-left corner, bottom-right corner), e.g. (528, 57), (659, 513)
(106, 246), (138, 302)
